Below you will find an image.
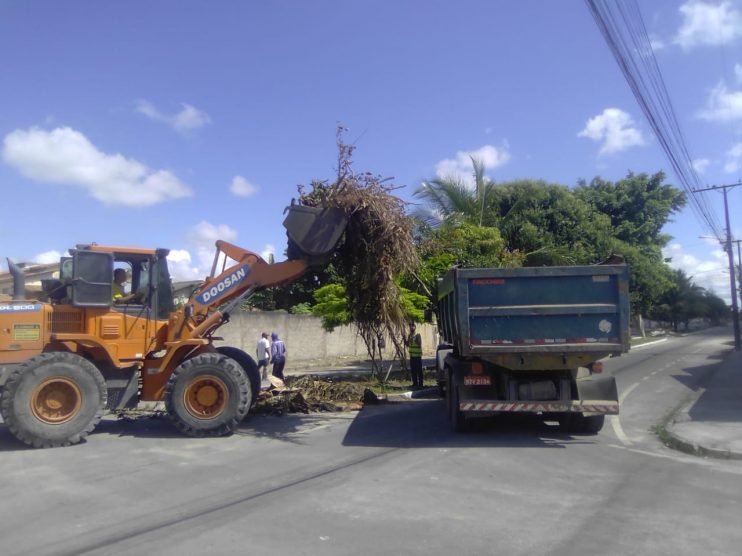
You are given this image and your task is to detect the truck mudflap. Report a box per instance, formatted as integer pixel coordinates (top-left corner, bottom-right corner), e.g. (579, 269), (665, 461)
(459, 400), (619, 415)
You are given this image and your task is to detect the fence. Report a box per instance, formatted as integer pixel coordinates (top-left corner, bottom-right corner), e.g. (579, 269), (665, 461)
(214, 311), (438, 370)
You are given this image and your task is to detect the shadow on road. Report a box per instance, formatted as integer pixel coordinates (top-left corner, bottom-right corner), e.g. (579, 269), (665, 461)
(666, 348), (729, 393)
(0, 398), (602, 451)
(342, 399), (598, 449)
(93, 414), (183, 440)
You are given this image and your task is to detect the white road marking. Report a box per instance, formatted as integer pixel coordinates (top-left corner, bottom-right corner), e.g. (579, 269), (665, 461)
(611, 415), (633, 446)
(612, 381), (643, 446)
(619, 381), (640, 404)
(631, 338), (668, 350)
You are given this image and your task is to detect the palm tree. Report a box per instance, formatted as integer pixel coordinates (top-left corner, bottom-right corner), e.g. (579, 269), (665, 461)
(414, 156), (493, 227)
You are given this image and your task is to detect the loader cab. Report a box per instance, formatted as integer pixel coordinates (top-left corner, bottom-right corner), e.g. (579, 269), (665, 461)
(68, 246), (175, 320)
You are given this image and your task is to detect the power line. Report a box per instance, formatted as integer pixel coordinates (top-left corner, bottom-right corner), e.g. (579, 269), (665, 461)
(585, 0), (725, 241)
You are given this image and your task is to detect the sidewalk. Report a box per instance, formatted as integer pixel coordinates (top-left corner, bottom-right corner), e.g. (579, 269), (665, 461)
(665, 349), (742, 460)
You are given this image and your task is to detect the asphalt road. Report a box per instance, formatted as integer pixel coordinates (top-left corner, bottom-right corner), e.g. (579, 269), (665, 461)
(1, 328), (740, 555)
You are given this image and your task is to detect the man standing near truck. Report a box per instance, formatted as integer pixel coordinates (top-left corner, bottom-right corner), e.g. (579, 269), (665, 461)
(408, 322), (423, 389)
(256, 332), (271, 382)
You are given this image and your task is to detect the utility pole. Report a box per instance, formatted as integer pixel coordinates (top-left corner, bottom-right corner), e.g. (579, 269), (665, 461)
(731, 239), (742, 303)
(694, 182), (741, 351)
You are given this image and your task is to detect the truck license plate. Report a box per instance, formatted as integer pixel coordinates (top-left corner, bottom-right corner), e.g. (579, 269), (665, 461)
(464, 375), (491, 386)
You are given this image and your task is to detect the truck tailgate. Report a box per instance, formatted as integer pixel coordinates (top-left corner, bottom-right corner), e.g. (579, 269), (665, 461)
(438, 265), (630, 357)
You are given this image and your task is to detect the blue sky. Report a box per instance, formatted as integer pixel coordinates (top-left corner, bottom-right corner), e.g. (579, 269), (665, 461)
(1, 1), (742, 302)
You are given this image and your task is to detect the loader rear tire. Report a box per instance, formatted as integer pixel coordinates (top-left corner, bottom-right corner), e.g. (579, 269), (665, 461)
(165, 353), (250, 437)
(216, 346), (260, 408)
(0, 352), (107, 448)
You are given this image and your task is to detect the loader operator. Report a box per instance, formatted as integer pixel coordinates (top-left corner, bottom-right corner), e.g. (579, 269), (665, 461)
(112, 268), (141, 304)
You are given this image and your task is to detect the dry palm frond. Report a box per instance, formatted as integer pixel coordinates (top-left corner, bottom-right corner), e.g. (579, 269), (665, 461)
(298, 128), (420, 377)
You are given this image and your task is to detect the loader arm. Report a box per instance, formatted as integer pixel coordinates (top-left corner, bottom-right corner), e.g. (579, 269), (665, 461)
(168, 204), (347, 343)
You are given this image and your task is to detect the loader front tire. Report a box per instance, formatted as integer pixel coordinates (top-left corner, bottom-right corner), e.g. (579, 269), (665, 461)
(165, 353), (250, 437)
(0, 352), (107, 448)
(216, 346), (260, 408)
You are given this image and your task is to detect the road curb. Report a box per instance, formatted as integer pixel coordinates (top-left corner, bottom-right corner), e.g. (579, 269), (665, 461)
(662, 423), (742, 460)
(659, 393), (742, 461)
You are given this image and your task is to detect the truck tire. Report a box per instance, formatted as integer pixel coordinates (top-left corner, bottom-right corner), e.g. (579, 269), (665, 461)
(561, 413), (605, 434)
(577, 414), (605, 434)
(0, 352), (107, 448)
(165, 353), (250, 437)
(447, 367), (469, 433)
(215, 346), (260, 408)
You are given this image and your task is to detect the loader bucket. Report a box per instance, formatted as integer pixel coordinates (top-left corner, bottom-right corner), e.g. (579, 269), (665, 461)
(283, 204), (347, 267)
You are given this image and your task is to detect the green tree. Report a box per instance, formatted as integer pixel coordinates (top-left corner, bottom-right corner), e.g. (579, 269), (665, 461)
(409, 222), (523, 300)
(648, 269), (727, 331)
(576, 171), (686, 248)
(576, 172), (687, 316)
(484, 180), (615, 265)
(311, 283), (350, 331)
(311, 283), (428, 333)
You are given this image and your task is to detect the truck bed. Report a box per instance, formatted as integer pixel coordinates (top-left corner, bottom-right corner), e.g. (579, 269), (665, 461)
(438, 265), (630, 358)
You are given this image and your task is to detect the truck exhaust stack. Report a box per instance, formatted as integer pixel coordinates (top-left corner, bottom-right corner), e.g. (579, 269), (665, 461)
(7, 259), (25, 301)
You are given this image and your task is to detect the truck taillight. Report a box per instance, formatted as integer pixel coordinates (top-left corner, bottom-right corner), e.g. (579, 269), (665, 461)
(590, 362), (603, 374)
(471, 361), (484, 375)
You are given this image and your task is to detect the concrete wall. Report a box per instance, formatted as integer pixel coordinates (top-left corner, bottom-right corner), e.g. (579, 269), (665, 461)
(215, 311), (438, 369)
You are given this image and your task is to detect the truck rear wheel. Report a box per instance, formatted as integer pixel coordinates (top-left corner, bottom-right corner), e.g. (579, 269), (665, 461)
(561, 413), (605, 434)
(446, 368), (469, 433)
(215, 346), (260, 408)
(0, 352), (107, 448)
(165, 353), (250, 437)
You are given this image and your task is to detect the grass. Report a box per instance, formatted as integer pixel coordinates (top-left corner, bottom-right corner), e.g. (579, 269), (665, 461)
(651, 393), (719, 459)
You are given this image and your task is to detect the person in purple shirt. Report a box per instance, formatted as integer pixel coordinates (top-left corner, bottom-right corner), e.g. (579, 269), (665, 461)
(270, 332), (287, 381)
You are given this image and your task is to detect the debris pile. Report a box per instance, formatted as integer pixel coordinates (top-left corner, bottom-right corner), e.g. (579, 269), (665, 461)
(252, 375), (372, 415)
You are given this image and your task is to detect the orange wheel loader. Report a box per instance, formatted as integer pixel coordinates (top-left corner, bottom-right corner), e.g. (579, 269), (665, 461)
(0, 204), (346, 448)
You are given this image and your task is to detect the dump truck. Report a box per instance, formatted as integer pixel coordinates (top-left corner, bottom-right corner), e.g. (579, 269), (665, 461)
(0, 204), (347, 448)
(436, 264), (630, 433)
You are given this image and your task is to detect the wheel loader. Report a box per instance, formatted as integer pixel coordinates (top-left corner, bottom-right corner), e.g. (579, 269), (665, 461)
(0, 204), (347, 448)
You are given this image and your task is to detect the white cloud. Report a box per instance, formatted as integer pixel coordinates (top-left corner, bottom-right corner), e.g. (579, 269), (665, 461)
(186, 221), (239, 275)
(649, 35), (666, 51)
(33, 250), (63, 264)
(697, 81), (742, 121)
(230, 175), (259, 198)
(674, 1), (742, 50)
(723, 142), (742, 173)
(168, 232), (276, 282)
(434, 144), (511, 187)
(692, 158), (711, 173)
(166, 222), (242, 281)
(736, 63), (742, 83)
(2, 127), (192, 207)
(578, 108), (646, 155)
(261, 244), (276, 261)
(135, 100), (211, 133)
(663, 241), (731, 303)
(166, 249), (200, 281)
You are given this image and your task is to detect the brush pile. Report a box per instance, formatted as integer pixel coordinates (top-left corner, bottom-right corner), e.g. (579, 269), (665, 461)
(252, 375), (370, 415)
(297, 128), (420, 374)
